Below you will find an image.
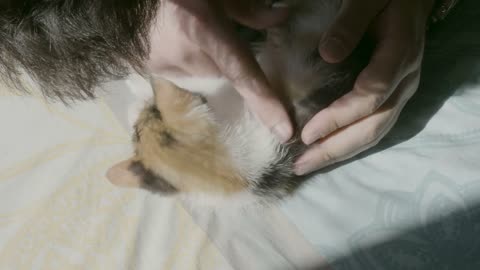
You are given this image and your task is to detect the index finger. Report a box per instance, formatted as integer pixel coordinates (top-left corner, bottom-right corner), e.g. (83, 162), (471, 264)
(193, 8), (293, 142)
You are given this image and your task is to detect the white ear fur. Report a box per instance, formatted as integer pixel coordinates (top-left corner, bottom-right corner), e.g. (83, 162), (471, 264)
(106, 159), (142, 188)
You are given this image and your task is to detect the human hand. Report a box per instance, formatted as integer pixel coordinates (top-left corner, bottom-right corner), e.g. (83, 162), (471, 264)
(147, 0), (293, 142)
(295, 0), (435, 175)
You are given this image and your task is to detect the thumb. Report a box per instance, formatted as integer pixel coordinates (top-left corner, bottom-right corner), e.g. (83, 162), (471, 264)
(320, 0), (388, 63)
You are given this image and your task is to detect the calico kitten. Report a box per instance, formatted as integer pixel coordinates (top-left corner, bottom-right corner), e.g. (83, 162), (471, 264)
(107, 0), (373, 204)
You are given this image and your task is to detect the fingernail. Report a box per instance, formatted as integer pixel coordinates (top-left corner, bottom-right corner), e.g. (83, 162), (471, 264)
(294, 161), (314, 176)
(272, 122), (293, 143)
(272, 1), (289, 8)
(320, 37), (347, 62)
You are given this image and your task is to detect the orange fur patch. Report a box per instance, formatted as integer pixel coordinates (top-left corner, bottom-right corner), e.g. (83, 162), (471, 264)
(134, 78), (247, 194)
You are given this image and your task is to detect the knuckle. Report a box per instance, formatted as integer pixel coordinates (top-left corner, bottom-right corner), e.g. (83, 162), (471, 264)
(355, 77), (391, 111)
(364, 129), (380, 146)
(327, 109), (342, 130)
(357, 72), (390, 94)
(320, 149), (336, 164)
(369, 94), (387, 111)
(364, 123), (385, 145)
(324, 108), (342, 131)
(330, 117), (342, 132)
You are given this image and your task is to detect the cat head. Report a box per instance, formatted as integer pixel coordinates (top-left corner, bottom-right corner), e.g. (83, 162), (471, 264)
(105, 0), (370, 201)
(107, 78), (249, 196)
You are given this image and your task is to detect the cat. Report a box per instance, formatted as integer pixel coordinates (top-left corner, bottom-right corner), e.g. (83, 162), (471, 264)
(106, 0), (373, 205)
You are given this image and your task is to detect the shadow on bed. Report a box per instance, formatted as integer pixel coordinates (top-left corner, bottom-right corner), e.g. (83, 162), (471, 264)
(304, 199), (480, 270)
(319, 0), (480, 173)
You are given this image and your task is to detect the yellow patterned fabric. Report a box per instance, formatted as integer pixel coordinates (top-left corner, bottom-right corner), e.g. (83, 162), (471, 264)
(0, 81), (235, 270)
(0, 77), (319, 270)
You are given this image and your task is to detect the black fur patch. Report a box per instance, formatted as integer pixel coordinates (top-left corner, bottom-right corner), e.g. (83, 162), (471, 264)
(158, 131), (176, 146)
(133, 123), (141, 143)
(253, 141), (307, 198)
(129, 160), (177, 194)
(0, 0), (160, 102)
(194, 93), (208, 104)
(132, 104), (176, 146)
(149, 106), (162, 120)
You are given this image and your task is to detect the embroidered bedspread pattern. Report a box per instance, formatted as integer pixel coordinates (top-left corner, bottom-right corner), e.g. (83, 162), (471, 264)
(0, 82), (234, 270)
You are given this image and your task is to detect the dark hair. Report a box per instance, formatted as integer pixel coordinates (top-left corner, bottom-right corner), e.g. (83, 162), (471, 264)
(0, 0), (160, 102)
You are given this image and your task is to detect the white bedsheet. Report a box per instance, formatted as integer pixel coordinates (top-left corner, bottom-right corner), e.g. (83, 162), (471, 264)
(1, 1), (479, 269)
(2, 73), (478, 269)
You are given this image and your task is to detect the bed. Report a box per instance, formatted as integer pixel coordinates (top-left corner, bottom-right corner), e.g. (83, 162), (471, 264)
(1, 0), (479, 269)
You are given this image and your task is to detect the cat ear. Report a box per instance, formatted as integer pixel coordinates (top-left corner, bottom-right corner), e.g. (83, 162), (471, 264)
(106, 159), (142, 188)
(107, 158), (178, 194)
(150, 76), (181, 98)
